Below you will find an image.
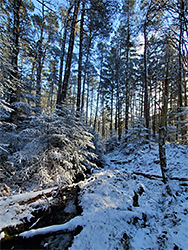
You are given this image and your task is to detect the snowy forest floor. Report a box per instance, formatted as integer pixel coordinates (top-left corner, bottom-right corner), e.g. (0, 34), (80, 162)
(0, 141), (188, 250)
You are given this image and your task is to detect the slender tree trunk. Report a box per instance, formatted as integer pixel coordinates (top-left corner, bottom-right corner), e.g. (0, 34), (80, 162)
(177, 0), (186, 143)
(117, 81), (121, 140)
(125, 90), (129, 133)
(86, 74), (89, 124)
(28, 60), (35, 105)
(60, 0), (80, 103)
(81, 33), (92, 113)
(47, 81), (54, 111)
(125, 11), (130, 135)
(159, 52), (169, 185)
(178, 0), (183, 108)
(90, 86), (94, 126)
(152, 82), (157, 138)
(94, 79), (101, 130)
(57, 4), (73, 106)
(115, 98), (118, 132)
(101, 90), (105, 137)
(143, 22), (150, 139)
(183, 67), (187, 107)
(110, 83), (114, 136)
(140, 87), (144, 118)
(94, 52), (103, 130)
(76, 0), (85, 112)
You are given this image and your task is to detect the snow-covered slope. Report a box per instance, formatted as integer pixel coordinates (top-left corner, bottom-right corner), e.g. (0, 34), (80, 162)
(0, 142), (187, 249)
(70, 142), (188, 250)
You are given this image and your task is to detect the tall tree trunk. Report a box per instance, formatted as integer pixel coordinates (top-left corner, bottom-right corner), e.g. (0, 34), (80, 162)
(117, 81), (121, 140)
(10, 0), (21, 123)
(152, 82), (157, 138)
(177, 0), (185, 143)
(90, 85), (94, 126)
(81, 33), (92, 113)
(183, 67), (187, 107)
(60, 0), (80, 104)
(178, 0), (183, 108)
(28, 60), (35, 105)
(158, 51), (169, 185)
(115, 97), (118, 132)
(94, 79), (101, 130)
(143, 22), (150, 139)
(56, 4), (73, 106)
(86, 74), (89, 124)
(76, 0), (85, 112)
(110, 82), (114, 136)
(10, 0), (21, 104)
(35, 0), (45, 113)
(47, 81), (54, 112)
(94, 51), (103, 130)
(125, 10), (130, 135)
(101, 90), (105, 137)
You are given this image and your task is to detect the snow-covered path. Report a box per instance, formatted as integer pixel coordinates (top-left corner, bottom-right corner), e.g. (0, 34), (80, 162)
(70, 144), (188, 250)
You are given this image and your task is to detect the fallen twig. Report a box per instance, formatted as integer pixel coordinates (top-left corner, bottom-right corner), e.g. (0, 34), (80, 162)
(132, 172), (188, 181)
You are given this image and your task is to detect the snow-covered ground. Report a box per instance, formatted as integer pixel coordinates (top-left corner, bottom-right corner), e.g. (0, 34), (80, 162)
(71, 142), (188, 249)
(0, 142), (188, 249)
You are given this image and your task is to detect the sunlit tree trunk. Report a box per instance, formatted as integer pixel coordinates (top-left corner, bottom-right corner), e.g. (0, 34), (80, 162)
(57, 4), (73, 106)
(94, 77), (101, 130)
(81, 33), (92, 114)
(76, 0), (85, 112)
(60, 0), (80, 103)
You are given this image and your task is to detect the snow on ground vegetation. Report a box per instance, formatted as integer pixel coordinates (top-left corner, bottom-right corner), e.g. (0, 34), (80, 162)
(70, 141), (188, 250)
(0, 110), (187, 250)
(0, 108), (99, 194)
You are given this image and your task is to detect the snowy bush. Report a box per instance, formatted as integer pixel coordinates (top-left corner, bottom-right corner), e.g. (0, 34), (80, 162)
(120, 117), (149, 154)
(105, 135), (119, 152)
(0, 107), (100, 193)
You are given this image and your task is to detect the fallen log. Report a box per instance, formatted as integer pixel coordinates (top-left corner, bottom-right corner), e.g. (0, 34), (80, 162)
(132, 172), (188, 182)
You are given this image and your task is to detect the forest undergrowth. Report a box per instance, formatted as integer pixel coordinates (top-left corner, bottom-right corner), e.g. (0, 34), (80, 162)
(0, 111), (187, 250)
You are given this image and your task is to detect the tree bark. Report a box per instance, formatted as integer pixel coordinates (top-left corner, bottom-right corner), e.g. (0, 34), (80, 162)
(56, 4), (73, 106)
(76, 0), (85, 112)
(125, 10), (130, 135)
(9, 0), (21, 123)
(178, 0), (183, 108)
(143, 22), (150, 139)
(89, 85), (94, 126)
(60, 0), (80, 104)
(152, 81), (157, 138)
(10, 0), (21, 104)
(94, 78), (101, 130)
(158, 49), (169, 184)
(101, 89), (105, 137)
(86, 74), (89, 124)
(35, 0), (45, 113)
(110, 82), (114, 136)
(81, 33), (92, 114)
